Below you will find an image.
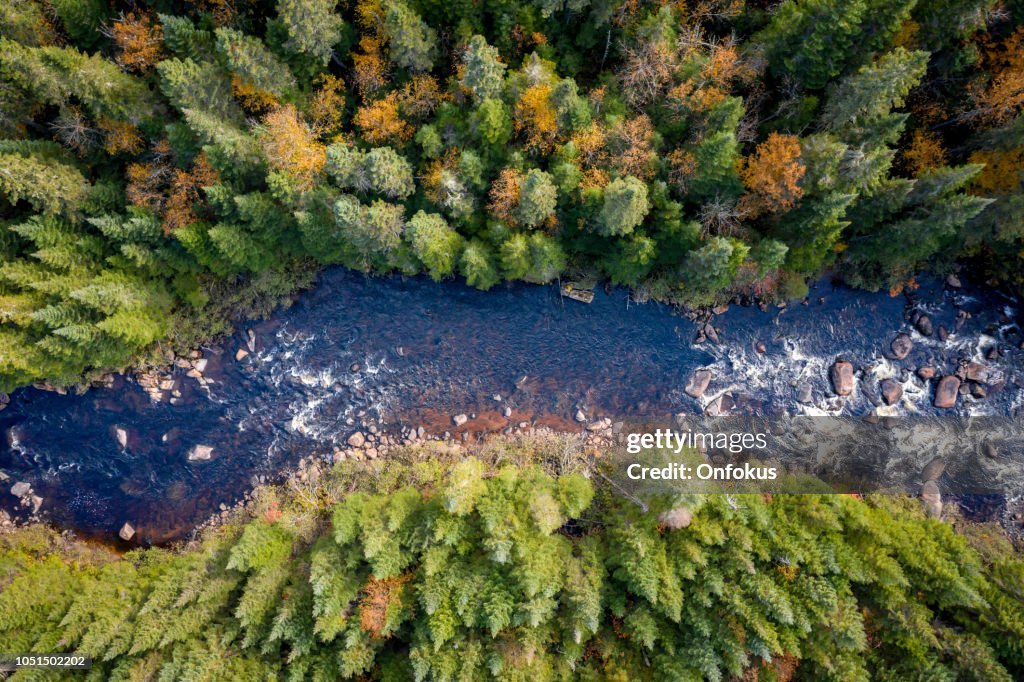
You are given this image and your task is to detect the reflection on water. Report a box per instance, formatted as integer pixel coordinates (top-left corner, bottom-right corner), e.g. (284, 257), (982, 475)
(0, 270), (1021, 541)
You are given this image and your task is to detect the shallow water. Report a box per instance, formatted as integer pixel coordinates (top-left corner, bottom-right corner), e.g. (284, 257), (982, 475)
(1, 270), (1021, 541)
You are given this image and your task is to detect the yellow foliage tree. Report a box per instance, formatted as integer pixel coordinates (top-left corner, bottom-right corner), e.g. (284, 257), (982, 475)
(738, 133), (805, 218)
(261, 105), (327, 191)
(354, 93), (413, 145)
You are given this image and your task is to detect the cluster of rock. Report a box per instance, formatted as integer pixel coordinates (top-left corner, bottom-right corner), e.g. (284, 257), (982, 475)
(2, 473), (43, 516)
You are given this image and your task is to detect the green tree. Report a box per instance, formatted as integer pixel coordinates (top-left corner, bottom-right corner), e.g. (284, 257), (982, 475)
(516, 169), (558, 227)
(276, 0), (343, 65)
(460, 239), (500, 289)
(406, 211), (464, 280)
(461, 35), (506, 102)
(215, 28), (297, 100)
(598, 176), (649, 236)
(682, 237), (749, 298)
(384, 3), (437, 73)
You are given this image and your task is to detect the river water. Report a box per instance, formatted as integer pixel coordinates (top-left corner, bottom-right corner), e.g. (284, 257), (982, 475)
(1, 270), (1021, 541)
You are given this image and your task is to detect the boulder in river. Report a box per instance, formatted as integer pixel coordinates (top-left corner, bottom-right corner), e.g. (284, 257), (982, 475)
(347, 431), (366, 448)
(119, 522), (135, 541)
(187, 444), (214, 461)
(246, 329), (256, 352)
(235, 348), (249, 361)
(915, 315), (934, 337)
(829, 361), (854, 396)
(946, 273), (962, 288)
(937, 325), (948, 342)
(890, 333), (913, 359)
(193, 358), (208, 373)
(795, 383), (813, 404)
(880, 379), (903, 405)
(574, 409), (586, 423)
(10, 481), (31, 497)
(115, 427), (128, 449)
(754, 341), (766, 354)
(964, 362), (994, 384)
(453, 414), (469, 427)
(917, 366), (936, 380)
(934, 376), (960, 409)
(685, 370), (712, 399)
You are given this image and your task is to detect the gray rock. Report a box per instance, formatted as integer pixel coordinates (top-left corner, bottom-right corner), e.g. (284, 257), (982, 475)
(187, 444), (214, 461)
(946, 273), (961, 288)
(193, 358), (208, 373)
(891, 333), (913, 359)
(880, 379), (903, 405)
(347, 432), (366, 448)
(119, 522), (135, 541)
(984, 442), (998, 458)
(453, 414), (469, 427)
(915, 315), (934, 337)
(246, 329), (256, 352)
(934, 376), (960, 409)
(685, 370), (713, 399)
(115, 427), (128, 449)
(574, 409), (586, 423)
(30, 495), (42, 514)
(10, 481), (31, 497)
(937, 325), (948, 342)
(830, 361), (855, 396)
(796, 383), (813, 404)
(502, 406), (512, 417)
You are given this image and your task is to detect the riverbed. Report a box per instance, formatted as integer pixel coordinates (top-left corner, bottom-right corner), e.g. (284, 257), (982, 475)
(1, 270), (1021, 542)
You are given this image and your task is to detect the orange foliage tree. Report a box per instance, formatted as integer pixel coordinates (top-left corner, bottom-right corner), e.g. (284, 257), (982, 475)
(738, 132), (805, 218)
(514, 84), (558, 154)
(901, 129), (946, 177)
(107, 13), (163, 73)
(261, 105), (327, 191)
(354, 93), (413, 145)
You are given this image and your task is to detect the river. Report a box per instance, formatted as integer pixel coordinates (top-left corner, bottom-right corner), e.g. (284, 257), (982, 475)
(1, 270), (1021, 542)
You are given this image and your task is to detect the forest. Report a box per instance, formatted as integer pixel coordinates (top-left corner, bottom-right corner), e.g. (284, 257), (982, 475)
(0, 0), (1022, 389)
(2, 434), (1024, 681)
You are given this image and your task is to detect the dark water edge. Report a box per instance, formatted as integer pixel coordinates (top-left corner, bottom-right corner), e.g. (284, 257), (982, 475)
(1, 269), (1021, 543)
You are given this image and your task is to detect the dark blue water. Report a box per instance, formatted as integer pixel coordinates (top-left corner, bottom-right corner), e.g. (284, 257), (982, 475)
(1, 270), (1021, 541)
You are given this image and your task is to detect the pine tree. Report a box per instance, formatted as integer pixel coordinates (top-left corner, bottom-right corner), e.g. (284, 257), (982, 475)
(405, 210), (464, 280)
(383, 3), (437, 73)
(276, 0), (344, 65)
(461, 36), (507, 102)
(215, 28), (298, 101)
(598, 176), (649, 236)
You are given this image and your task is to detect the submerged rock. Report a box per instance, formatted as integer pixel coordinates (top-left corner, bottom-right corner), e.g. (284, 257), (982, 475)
(915, 315), (934, 337)
(917, 366), (936, 380)
(685, 370), (712, 399)
(187, 444), (214, 461)
(10, 481), (31, 497)
(115, 427), (128, 449)
(829, 361), (854, 396)
(921, 480), (942, 518)
(934, 376), (960, 408)
(921, 457), (945, 482)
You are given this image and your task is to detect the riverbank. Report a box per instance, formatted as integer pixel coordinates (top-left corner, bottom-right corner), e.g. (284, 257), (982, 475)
(3, 431), (1024, 681)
